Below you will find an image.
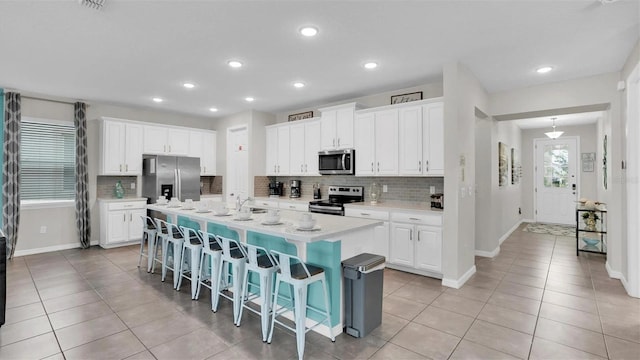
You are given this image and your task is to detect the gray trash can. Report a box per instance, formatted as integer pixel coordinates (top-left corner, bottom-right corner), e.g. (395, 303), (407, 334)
(342, 253), (385, 338)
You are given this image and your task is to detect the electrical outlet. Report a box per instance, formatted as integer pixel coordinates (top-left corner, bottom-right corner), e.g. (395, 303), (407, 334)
(430, 186), (435, 194)
(40, 226), (46, 234)
(382, 185), (388, 193)
(130, 182), (136, 190)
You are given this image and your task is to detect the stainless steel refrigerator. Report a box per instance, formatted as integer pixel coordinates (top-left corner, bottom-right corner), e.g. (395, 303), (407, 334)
(142, 155), (201, 203)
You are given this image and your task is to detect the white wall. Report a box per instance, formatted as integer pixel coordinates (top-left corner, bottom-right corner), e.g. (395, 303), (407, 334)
(520, 124), (598, 220)
(442, 62), (490, 287)
(15, 97), (214, 255)
(490, 72), (624, 281)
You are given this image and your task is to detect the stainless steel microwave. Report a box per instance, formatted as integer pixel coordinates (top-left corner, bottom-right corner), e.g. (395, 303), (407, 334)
(318, 149), (355, 175)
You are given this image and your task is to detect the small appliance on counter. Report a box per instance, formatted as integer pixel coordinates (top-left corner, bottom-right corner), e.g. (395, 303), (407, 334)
(431, 193), (444, 209)
(269, 181), (283, 197)
(290, 180), (301, 198)
(313, 183), (321, 199)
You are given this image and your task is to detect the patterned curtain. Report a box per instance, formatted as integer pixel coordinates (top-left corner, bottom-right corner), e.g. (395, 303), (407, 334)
(74, 102), (91, 248)
(3, 92), (20, 259)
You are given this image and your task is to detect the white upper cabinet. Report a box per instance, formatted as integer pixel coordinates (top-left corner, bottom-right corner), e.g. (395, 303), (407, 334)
(265, 125), (290, 176)
(354, 109), (398, 176)
(319, 103), (359, 150)
(188, 130), (217, 175)
(290, 119), (321, 176)
(143, 125), (189, 156)
(423, 102), (444, 176)
(398, 106), (423, 175)
(99, 119), (143, 175)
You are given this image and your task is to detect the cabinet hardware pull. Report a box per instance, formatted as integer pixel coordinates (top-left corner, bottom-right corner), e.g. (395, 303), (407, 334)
(274, 165), (277, 173)
(409, 217), (420, 221)
(278, 165), (280, 173)
(125, 164), (128, 172)
(371, 162), (374, 172)
(418, 231), (421, 241)
(377, 162), (380, 172)
(333, 138), (336, 147)
(301, 164), (303, 172)
(123, 214), (126, 222)
(419, 160), (422, 172)
(164, 145), (166, 152)
(337, 138), (340, 147)
(361, 213), (370, 216)
(289, 206), (295, 209)
(426, 160), (429, 172)
(130, 213), (132, 221)
(119, 164), (122, 172)
(168, 145), (171, 152)
(410, 229), (413, 240)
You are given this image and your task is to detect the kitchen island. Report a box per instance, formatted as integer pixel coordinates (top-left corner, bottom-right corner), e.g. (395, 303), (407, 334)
(147, 203), (382, 337)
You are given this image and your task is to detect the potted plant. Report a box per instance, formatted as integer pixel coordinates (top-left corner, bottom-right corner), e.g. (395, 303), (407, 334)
(582, 211), (599, 232)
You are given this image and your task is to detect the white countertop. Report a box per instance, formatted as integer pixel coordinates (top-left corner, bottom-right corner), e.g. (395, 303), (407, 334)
(253, 196), (316, 203)
(344, 200), (443, 214)
(97, 197), (147, 203)
(148, 203), (381, 243)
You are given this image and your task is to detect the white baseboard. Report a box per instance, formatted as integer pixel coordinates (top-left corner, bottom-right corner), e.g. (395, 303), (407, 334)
(442, 265), (476, 289)
(475, 246), (500, 258)
(605, 261), (622, 279)
(14, 242), (82, 257)
(499, 219), (525, 245)
(522, 218), (535, 224)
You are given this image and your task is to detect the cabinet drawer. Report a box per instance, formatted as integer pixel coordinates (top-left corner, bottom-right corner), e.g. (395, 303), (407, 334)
(279, 202), (309, 212)
(391, 211), (441, 226)
(345, 208), (389, 221)
(107, 201), (146, 211)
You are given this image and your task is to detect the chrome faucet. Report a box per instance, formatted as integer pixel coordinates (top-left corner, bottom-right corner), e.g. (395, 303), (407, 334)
(235, 195), (253, 211)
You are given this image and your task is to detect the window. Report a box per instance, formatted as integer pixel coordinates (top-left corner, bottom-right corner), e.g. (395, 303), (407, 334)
(21, 118), (75, 201)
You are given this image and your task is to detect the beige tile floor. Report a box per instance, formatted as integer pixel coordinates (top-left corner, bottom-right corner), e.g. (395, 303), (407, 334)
(1, 224), (639, 359)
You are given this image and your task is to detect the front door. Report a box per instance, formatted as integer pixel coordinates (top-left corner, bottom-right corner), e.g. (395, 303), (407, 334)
(227, 126), (249, 203)
(534, 137), (579, 225)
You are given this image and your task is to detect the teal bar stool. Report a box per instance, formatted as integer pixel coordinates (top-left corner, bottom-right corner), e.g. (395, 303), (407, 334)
(212, 235), (246, 324)
(236, 243), (278, 342)
(138, 215), (157, 272)
(176, 226), (204, 299)
(151, 218), (171, 274)
(195, 230), (224, 311)
(159, 221), (185, 289)
(267, 250), (335, 360)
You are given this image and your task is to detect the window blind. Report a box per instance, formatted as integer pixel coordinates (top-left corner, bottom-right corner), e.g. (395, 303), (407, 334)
(20, 121), (76, 200)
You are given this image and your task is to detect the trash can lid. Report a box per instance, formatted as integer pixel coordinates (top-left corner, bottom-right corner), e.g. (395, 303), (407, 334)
(342, 253), (385, 272)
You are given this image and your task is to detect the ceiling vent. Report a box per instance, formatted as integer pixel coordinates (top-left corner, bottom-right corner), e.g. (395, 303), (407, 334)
(78, 0), (105, 10)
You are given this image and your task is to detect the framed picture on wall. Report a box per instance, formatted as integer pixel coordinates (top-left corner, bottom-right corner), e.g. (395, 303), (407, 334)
(288, 111), (314, 122)
(581, 152), (596, 172)
(499, 142), (509, 187)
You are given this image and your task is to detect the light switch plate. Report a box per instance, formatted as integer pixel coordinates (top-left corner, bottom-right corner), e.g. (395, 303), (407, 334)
(382, 185), (388, 193)
(430, 186), (435, 194)
(130, 182), (136, 190)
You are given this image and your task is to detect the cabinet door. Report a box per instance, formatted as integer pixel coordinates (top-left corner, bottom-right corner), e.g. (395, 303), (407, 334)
(415, 225), (442, 272)
(354, 113), (375, 176)
(265, 127), (278, 175)
(424, 103), (444, 175)
(188, 131), (204, 159)
(277, 126), (290, 175)
(374, 109), (399, 175)
(289, 123), (306, 175)
(124, 123), (143, 175)
(304, 121), (321, 175)
(128, 209), (146, 241)
(106, 210), (128, 244)
(399, 106), (423, 175)
(335, 107), (354, 149)
(167, 128), (190, 155)
(390, 223), (414, 267)
(372, 222), (390, 259)
(102, 121), (126, 175)
(320, 110), (337, 150)
(201, 132), (217, 175)
(143, 125), (168, 154)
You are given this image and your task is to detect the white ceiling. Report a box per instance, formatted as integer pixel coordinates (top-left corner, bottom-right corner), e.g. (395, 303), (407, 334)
(510, 111), (603, 129)
(0, 1), (638, 119)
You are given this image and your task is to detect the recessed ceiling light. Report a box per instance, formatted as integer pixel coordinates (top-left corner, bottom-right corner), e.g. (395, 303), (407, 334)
(363, 62), (378, 70)
(536, 66), (553, 74)
(293, 82), (305, 88)
(299, 26), (318, 37)
(152, 97), (163, 103)
(209, 107), (218, 112)
(183, 82), (195, 89)
(228, 60), (243, 68)
(245, 97), (255, 102)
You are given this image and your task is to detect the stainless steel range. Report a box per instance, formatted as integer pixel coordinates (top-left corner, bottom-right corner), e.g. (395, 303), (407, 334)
(308, 185), (364, 216)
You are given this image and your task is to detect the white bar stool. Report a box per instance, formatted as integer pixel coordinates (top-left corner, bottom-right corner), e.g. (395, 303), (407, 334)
(267, 250), (335, 360)
(151, 218), (170, 274)
(236, 243), (278, 342)
(159, 220), (185, 289)
(138, 215), (157, 272)
(212, 235), (246, 324)
(195, 230), (224, 311)
(176, 226), (204, 299)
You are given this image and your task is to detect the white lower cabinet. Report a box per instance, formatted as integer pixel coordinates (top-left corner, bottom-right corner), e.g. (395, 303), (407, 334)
(389, 211), (442, 276)
(99, 200), (147, 248)
(344, 208), (389, 259)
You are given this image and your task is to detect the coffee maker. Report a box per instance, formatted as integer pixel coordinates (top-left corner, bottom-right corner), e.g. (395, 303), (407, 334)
(269, 181), (283, 197)
(290, 180), (301, 198)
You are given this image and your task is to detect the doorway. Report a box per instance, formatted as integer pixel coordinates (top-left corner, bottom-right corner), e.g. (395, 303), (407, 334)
(534, 136), (579, 225)
(226, 125), (249, 203)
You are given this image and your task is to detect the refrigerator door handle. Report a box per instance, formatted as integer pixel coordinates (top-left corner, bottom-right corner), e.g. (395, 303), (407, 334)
(177, 169), (182, 200)
(174, 169), (179, 200)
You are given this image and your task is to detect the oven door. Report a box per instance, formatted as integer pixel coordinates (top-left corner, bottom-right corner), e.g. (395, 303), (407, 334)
(309, 204), (344, 216)
(318, 149), (354, 175)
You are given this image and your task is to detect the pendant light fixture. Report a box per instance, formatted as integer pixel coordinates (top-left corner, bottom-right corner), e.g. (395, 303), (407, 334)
(545, 117), (564, 139)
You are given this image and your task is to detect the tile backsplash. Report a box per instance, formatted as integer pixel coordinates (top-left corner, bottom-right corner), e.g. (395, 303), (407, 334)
(257, 175), (443, 202)
(201, 176), (223, 195)
(97, 176), (138, 198)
